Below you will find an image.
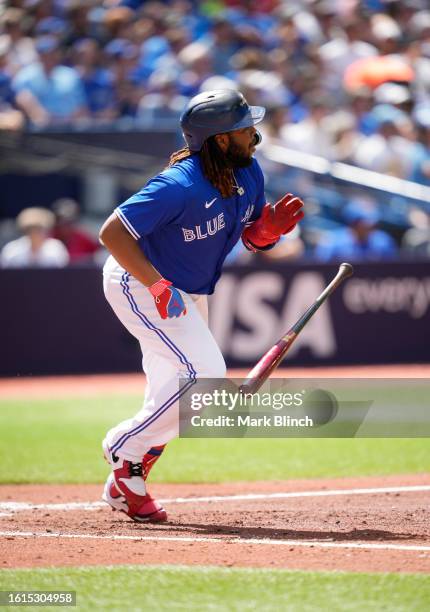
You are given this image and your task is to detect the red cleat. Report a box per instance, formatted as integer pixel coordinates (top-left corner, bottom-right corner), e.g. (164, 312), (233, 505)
(102, 466), (167, 523)
(102, 441), (167, 522)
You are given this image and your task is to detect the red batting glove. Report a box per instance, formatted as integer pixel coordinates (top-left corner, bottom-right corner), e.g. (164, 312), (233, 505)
(242, 194), (304, 250)
(148, 278), (187, 320)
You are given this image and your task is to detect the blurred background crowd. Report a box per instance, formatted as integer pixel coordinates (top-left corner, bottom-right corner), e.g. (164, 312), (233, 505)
(1, 0), (430, 267)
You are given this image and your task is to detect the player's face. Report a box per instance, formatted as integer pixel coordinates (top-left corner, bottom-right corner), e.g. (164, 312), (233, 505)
(224, 126), (257, 168)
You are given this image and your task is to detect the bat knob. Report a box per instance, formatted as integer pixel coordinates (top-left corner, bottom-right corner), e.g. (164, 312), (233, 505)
(340, 262), (353, 277)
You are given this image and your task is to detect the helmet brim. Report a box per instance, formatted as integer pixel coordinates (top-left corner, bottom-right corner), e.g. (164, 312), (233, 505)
(224, 105), (266, 133)
(250, 105), (266, 124)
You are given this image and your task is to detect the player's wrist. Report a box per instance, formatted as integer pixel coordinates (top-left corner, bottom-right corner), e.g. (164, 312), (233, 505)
(148, 277), (172, 297)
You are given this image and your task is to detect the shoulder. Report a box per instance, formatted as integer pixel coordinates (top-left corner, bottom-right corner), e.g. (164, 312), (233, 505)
(1, 237), (29, 265)
(89, 68), (112, 83)
(45, 237), (69, 251)
(159, 155), (202, 189)
(1, 236), (27, 255)
(54, 65), (81, 82)
(125, 163), (192, 208)
(13, 63), (42, 86)
(326, 228), (351, 247)
(372, 230), (395, 246)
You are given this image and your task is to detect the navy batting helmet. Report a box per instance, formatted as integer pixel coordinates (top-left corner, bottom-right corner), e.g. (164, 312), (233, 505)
(180, 89), (266, 151)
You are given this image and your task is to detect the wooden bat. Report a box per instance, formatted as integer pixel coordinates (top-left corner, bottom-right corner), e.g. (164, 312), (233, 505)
(239, 263), (353, 395)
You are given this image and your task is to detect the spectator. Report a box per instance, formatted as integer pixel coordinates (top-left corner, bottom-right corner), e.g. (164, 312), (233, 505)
(0, 36), (24, 131)
(319, 16), (377, 95)
(71, 38), (117, 121)
(12, 35), (88, 127)
(258, 102), (289, 145)
(351, 104), (419, 178)
(409, 104), (430, 185)
(62, 0), (93, 47)
(260, 227), (305, 261)
(322, 109), (361, 163)
(104, 37), (142, 119)
(370, 13), (403, 56)
(1, 207), (69, 268)
(177, 41), (214, 97)
(51, 198), (100, 263)
(206, 16), (241, 75)
(0, 8), (38, 76)
(402, 207), (430, 258)
(0, 0), (429, 267)
(102, 6), (135, 42)
(137, 69), (187, 123)
(314, 199), (397, 262)
(280, 93), (334, 158)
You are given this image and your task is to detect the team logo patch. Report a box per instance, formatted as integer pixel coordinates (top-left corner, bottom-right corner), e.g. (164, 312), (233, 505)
(241, 205), (255, 223)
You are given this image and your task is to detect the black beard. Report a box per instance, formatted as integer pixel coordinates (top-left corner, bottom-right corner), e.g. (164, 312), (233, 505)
(224, 140), (253, 168)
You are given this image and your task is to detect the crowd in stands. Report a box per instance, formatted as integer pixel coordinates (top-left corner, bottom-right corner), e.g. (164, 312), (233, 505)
(0, 0), (429, 182)
(0, 199), (100, 267)
(1, 0), (430, 264)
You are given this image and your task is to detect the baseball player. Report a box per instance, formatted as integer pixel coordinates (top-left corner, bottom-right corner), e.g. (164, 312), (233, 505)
(99, 89), (304, 522)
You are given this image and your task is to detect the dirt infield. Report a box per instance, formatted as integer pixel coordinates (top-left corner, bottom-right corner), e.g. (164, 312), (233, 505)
(1, 368), (429, 574)
(1, 474), (429, 573)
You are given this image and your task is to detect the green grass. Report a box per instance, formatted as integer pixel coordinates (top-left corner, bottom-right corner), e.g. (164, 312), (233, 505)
(0, 566), (428, 611)
(0, 397), (428, 484)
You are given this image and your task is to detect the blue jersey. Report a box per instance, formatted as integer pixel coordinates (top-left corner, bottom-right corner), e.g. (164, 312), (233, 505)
(115, 155), (266, 294)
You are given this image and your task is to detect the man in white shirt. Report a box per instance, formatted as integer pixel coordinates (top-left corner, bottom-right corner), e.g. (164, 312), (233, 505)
(1, 207), (69, 268)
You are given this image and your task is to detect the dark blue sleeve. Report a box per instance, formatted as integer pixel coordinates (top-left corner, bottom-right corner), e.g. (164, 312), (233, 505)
(115, 174), (186, 239)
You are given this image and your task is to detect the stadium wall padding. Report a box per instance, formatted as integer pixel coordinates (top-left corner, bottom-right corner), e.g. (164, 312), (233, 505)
(1, 262), (429, 376)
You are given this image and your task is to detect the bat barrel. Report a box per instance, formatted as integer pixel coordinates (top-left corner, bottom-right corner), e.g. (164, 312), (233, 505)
(240, 263), (353, 395)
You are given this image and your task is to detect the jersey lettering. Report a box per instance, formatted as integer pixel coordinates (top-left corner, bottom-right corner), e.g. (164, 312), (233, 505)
(182, 213), (226, 243)
(207, 217), (218, 236)
(183, 228), (196, 242)
(196, 226), (208, 239)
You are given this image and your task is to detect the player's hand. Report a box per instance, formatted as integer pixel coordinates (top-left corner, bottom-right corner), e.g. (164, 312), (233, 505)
(264, 194), (304, 238)
(148, 278), (187, 320)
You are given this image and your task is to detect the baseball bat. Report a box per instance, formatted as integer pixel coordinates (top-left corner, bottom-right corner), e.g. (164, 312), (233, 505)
(239, 263), (353, 395)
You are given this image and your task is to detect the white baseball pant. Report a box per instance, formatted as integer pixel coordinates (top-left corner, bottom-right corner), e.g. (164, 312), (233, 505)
(102, 255), (226, 462)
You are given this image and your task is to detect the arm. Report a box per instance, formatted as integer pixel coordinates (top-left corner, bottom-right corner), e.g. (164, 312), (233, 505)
(15, 90), (50, 127)
(99, 213), (186, 319)
(99, 213), (161, 286)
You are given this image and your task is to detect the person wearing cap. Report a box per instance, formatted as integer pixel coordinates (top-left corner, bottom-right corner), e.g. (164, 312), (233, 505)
(0, 207), (70, 268)
(98, 89), (304, 524)
(314, 198), (397, 262)
(12, 35), (88, 127)
(71, 38), (116, 121)
(51, 198), (100, 262)
(0, 35), (25, 130)
(352, 103), (419, 178)
(104, 38), (142, 119)
(0, 8), (38, 76)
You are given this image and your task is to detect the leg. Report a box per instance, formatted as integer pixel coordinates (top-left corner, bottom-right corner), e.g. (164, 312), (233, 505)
(101, 260), (226, 521)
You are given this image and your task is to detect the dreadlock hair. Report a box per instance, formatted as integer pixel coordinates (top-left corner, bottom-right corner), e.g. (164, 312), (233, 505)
(167, 136), (235, 198)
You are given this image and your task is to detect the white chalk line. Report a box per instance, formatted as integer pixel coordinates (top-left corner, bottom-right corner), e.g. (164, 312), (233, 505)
(0, 484), (429, 515)
(0, 530), (429, 553)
